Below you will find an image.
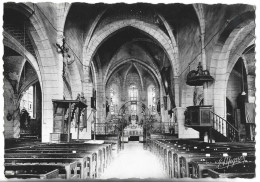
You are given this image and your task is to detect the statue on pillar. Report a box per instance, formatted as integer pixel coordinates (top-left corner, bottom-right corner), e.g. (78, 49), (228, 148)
(106, 98), (110, 117)
(80, 92), (87, 104)
(74, 93), (87, 129)
(157, 99), (161, 114)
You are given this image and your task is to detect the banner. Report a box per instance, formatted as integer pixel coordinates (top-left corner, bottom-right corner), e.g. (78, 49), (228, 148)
(245, 103), (255, 123)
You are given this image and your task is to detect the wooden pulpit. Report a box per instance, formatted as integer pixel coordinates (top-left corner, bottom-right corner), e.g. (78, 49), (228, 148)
(50, 100), (87, 143)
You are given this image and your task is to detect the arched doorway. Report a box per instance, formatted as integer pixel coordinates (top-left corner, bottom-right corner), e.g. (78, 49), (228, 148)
(226, 58), (248, 141)
(3, 46), (42, 139)
(19, 82), (42, 138)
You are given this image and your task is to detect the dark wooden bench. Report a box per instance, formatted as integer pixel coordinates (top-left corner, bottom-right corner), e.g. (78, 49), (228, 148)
(26, 146), (104, 177)
(24, 143), (111, 170)
(41, 143), (111, 172)
(178, 151), (255, 178)
(189, 159), (220, 178)
(188, 153), (254, 179)
(207, 162), (255, 178)
(151, 139), (256, 179)
(5, 152), (94, 179)
(5, 162), (77, 179)
(5, 165), (59, 179)
(165, 144), (255, 179)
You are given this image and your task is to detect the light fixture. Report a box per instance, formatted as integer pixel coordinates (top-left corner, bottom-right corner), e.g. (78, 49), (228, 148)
(241, 59), (246, 96)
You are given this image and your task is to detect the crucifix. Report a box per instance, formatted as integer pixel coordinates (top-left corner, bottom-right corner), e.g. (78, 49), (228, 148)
(56, 38), (71, 77)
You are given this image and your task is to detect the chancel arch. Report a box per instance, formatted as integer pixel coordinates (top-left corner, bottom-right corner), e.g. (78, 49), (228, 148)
(83, 19), (179, 77)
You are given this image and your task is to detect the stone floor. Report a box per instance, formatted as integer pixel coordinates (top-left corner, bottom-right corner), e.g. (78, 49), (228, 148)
(100, 141), (168, 179)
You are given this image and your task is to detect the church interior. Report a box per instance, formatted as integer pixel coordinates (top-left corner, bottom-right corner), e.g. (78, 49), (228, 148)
(2, 2), (257, 180)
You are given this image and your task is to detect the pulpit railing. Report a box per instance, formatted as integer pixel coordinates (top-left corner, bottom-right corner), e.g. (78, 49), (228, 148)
(210, 111), (239, 142)
(184, 105), (239, 142)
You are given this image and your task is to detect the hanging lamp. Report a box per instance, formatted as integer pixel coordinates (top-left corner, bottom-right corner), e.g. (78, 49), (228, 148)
(241, 60), (246, 95)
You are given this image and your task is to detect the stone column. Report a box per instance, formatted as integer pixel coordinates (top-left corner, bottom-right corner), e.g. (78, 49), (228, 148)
(77, 66), (92, 140)
(201, 34), (209, 105)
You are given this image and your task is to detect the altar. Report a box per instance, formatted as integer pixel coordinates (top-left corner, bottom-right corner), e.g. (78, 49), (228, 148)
(122, 118), (143, 142)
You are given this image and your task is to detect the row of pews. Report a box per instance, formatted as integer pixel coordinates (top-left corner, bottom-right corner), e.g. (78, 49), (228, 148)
(149, 139), (255, 179)
(4, 141), (117, 180)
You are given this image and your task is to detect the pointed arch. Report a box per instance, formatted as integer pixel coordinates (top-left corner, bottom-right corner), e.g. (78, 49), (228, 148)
(83, 19), (179, 77)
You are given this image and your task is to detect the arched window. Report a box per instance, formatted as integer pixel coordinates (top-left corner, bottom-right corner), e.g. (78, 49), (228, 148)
(20, 85), (35, 118)
(129, 85), (138, 115)
(148, 85), (156, 115)
(129, 85), (138, 101)
(110, 87), (115, 115)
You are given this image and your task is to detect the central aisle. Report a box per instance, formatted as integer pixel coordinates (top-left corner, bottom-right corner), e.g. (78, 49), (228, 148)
(100, 141), (168, 179)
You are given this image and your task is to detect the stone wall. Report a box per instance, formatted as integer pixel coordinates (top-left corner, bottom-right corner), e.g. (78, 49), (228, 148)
(4, 79), (20, 138)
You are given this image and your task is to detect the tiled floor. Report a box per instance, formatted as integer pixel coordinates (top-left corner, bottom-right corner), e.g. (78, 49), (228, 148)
(100, 141), (167, 179)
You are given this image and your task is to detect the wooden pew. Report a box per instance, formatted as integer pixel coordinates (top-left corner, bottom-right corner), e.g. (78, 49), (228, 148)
(5, 165), (59, 179)
(5, 152), (94, 179)
(104, 140), (118, 161)
(159, 141), (255, 179)
(168, 150), (173, 178)
(178, 151), (255, 178)
(189, 154), (255, 179)
(10, 144), (107, 166)
(5, 162), (77, 179)
(28, 146), (104, 177)
(25, 143), (111, 170)
(4, 141), (114, 179)
(189, 158), (220, 178)
(207, 162), (255, 178)
(151, 139), (256, 179)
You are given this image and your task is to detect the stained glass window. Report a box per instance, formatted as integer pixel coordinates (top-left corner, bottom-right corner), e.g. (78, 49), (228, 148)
(20, 85), (35, 118)
(129, 85), (138, 101)
(110, 87), (115, 114)
(129, 85), (138, 115)
(148, 85), (156, 115)
(152, 87), (156, 114)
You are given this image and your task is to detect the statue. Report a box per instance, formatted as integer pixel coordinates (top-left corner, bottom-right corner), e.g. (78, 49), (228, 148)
(20, 108), (31, 133)
(80, 92), (87, 104)
(157, 99), (161, 114)
(106, 100), (110, 117)
(76, 93), (81, 100)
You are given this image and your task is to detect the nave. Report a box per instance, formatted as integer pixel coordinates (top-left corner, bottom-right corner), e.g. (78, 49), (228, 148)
(100, 141), (167, 179)
(4, 137), (255, 180)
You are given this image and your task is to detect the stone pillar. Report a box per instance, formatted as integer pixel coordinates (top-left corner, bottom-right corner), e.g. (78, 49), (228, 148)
(160, 96), (167, 122)
(174, 77), (180, 107)
(41, 53), (64, 143)
(76, 66), (92, 140)
(4, 80), (20, 139)
(174, 107), (199, 139)
(96, 77), (104, 123)
(201, 34), (210, 105)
